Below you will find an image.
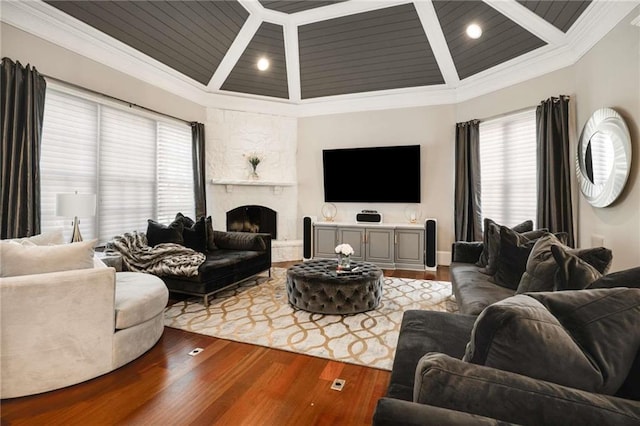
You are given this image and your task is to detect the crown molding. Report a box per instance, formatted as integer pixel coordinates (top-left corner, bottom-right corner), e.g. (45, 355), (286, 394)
(566, 0), (639, 60)
(1, 0), (635, 118)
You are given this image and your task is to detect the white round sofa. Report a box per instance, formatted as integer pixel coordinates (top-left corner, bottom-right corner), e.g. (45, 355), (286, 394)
(1, 267), (168, 399)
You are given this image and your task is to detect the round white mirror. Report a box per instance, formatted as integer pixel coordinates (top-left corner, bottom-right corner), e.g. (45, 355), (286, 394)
(576, 108), (631, 207)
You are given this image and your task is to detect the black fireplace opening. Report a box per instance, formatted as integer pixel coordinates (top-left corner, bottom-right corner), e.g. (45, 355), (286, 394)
(226, 205), (277, 240)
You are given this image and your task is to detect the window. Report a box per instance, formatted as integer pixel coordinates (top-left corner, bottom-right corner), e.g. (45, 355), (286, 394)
(479, 108), (537, 228)
(40, 88), (195, 243)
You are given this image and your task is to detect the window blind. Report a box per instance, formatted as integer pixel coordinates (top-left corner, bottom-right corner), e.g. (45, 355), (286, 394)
(40, 88), (195, 243)
(99, 106), (157, 242)
(40, 91), (98, 242)
(157, 122), (195, 225)
(479, 108), (537, 229)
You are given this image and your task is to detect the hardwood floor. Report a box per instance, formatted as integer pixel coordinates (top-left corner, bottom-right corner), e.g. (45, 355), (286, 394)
(1, 262), (450, 426)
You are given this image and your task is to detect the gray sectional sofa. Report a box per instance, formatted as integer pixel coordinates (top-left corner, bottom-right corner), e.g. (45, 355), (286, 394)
(374, 284), (640, 425)
(374, 218), (640, 425)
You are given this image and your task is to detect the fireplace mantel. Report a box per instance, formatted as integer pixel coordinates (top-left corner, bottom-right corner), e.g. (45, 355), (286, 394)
(210, 178), (296, 194)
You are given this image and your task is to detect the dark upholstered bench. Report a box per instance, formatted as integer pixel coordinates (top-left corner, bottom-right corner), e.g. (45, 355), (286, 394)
(286, 259), (383, 314)
(161, 231), (271, 305)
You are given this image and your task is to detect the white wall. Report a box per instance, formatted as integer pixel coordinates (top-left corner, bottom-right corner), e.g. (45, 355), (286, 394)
(573, 8), (640, 271)
(297, 105), (456, 261)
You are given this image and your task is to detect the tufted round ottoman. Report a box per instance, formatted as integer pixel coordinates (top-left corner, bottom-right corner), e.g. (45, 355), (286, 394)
(286, 259), (384, 314)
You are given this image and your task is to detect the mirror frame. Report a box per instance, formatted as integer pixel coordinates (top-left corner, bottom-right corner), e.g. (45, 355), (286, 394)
(576, 107), (631, 207)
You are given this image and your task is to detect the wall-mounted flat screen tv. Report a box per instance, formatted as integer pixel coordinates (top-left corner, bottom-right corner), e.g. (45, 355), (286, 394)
(322, 144), (421, 203)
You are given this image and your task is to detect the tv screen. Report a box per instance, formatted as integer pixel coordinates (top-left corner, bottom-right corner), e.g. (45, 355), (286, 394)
(322, 145), (421, 203)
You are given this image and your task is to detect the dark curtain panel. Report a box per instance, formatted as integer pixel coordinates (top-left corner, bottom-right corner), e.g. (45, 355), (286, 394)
(536, 95), (574, 247)
(1, 57), (47, 239)
(191, 122), (207, 219)
(454, 120), (482, 242)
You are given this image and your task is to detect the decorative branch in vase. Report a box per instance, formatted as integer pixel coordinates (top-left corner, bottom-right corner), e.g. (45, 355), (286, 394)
(245, 153), (262, 179)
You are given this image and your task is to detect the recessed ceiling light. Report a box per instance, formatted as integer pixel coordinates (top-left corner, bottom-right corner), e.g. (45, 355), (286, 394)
(466, 23), (482, 39)
(257, 57), (269, 71)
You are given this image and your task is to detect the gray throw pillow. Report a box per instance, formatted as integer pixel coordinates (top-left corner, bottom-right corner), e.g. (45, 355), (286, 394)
(517, 235), (612, 294)
(551, 244), (603, 290)
(476, 218), (533, 269)
(490, 227), (549, 289)
(463, 288), (640, 395)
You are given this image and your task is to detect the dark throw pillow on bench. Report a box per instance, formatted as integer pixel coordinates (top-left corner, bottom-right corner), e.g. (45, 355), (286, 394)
(146, 219), (184, 247)
(174, 212), (213, 253)
(182, 216), (208, 253)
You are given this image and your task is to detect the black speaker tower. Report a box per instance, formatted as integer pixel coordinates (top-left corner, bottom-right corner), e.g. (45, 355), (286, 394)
(303, 216), (313, 259)
(425, 219), (437, 270)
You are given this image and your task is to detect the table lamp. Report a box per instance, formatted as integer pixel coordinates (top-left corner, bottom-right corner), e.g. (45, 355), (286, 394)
(56, 191), (97, 242)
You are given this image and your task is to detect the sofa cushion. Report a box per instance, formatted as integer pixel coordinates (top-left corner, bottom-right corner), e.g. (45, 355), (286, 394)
(0, 239), (97, 277)
(213, 231), (267, 251)
(476, 218), (533, 271)
(114, 272), (169, 329)
(551, 244), (603, 290)
(589, 266), (640, 289)
(491, 227), (549, 290)
(517, 234), (612, 294)
(414, 353), (640, 425)
(450, 263), (515, 315)
(386, 310), (476, 401)
(463, 288), (640, 395)
(146, 219), (184, 247)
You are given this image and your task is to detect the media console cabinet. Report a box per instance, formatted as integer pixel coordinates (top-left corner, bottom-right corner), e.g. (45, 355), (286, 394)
(309, 221), (436, 271)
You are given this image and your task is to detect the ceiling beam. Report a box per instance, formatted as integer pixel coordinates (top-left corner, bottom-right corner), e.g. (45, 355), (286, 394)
(238, 0), (288, 24)
(283, 22), (301, 102)
(483, 0), (566, 45)
(207, 13), (262, 91)
(291, 0), (412, 26)
(413, 1), (459, 86)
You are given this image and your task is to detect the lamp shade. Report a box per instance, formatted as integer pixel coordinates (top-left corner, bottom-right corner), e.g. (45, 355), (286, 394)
(56, 192), (96, 218)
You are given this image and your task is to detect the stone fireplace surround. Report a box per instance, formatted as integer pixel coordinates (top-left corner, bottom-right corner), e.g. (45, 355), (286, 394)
(205, 108), (302, 262)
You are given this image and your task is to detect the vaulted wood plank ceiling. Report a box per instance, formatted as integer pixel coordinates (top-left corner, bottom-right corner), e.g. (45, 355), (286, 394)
(34, 0), (629, 108)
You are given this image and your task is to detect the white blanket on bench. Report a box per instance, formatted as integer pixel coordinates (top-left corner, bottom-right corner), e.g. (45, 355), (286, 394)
(108, 232), (205, 277)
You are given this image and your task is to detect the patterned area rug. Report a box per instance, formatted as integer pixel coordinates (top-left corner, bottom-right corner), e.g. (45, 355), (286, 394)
(164, 267), (457, 371)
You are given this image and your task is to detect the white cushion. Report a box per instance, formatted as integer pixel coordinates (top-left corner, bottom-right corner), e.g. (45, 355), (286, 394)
(114, 272), (168, 329)
(0, 239), (97, 277)
(9, 228), (65, 246)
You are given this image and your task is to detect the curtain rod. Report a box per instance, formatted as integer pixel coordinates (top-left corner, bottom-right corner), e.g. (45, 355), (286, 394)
(478, 95), (571, 123)
(42, 74), (193, 125)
